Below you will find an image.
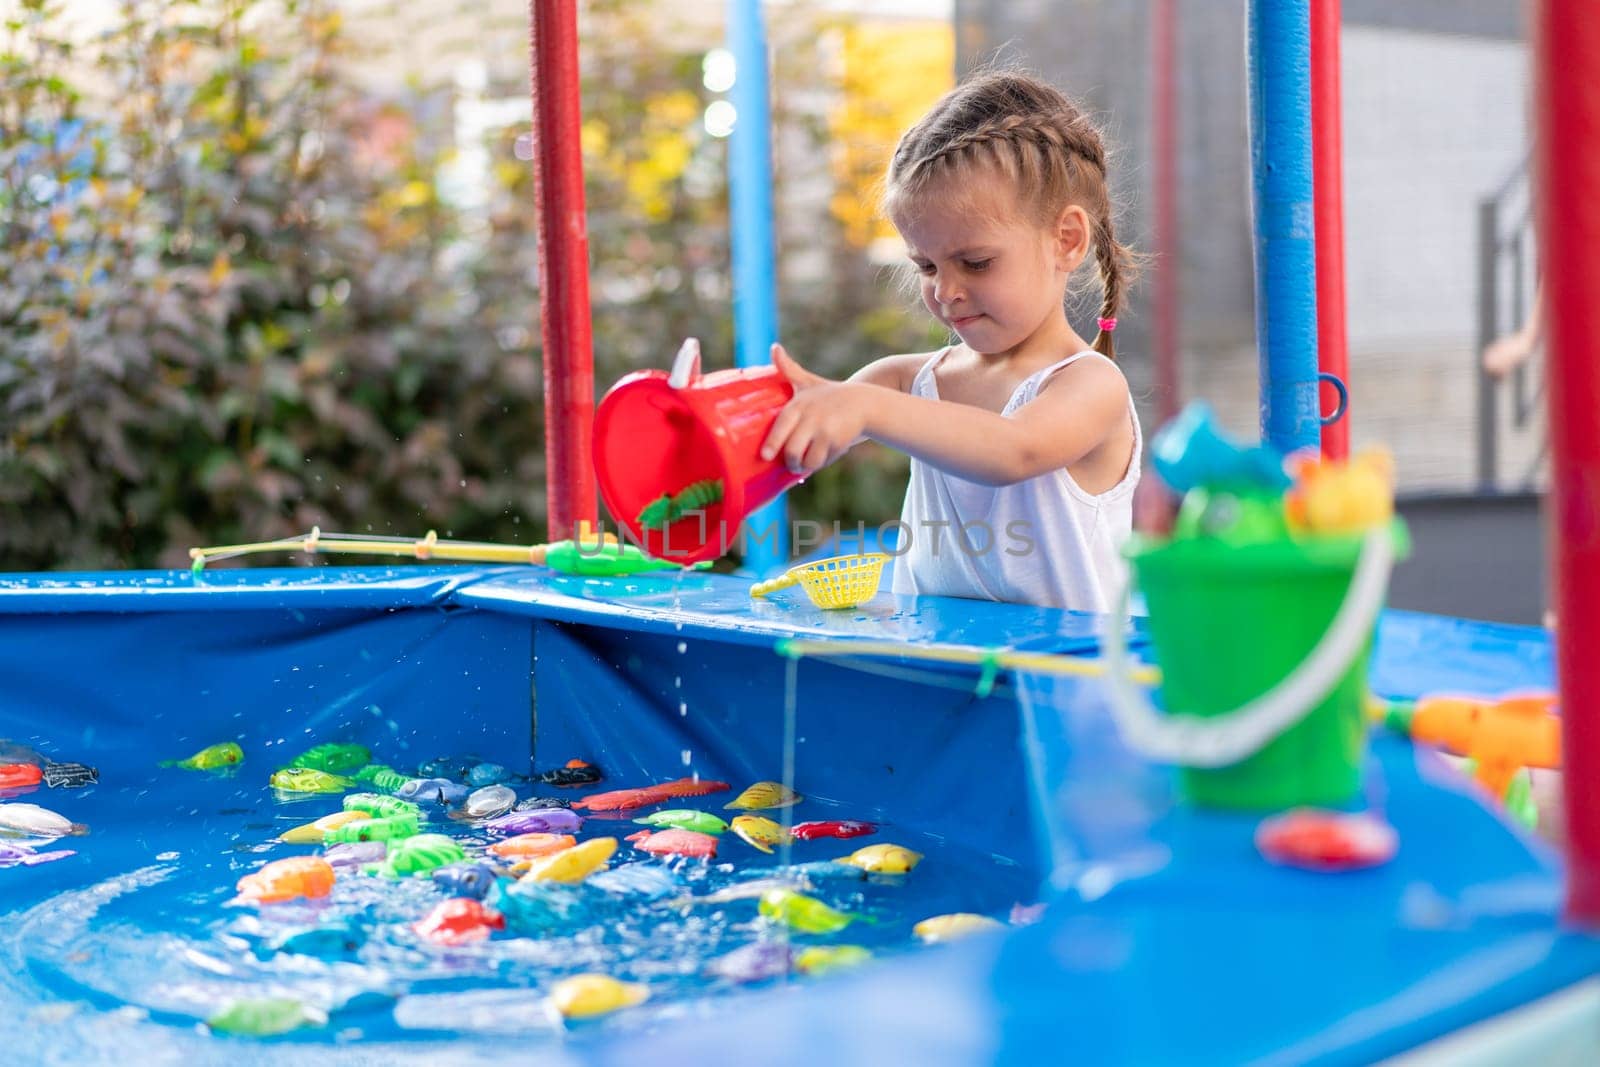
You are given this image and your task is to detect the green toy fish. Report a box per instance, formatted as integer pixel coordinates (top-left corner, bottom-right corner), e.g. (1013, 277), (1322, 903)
(342, 792), (422, 821)
(206, 997), (327, 1036)
(269, 768), (354, 794)
(795, 944), (872, 976)
(369, 832), (464, 878)
(160, 742), (243, 771)
(323, 813), (420, 844)
(758, 889), (862, 935)
(287, 743), (370, 774)
(353, 763), (410, 792)
(634, 809), (729, 835)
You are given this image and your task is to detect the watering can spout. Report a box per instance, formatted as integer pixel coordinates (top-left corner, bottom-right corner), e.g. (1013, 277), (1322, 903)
(668, 338), (701, 389)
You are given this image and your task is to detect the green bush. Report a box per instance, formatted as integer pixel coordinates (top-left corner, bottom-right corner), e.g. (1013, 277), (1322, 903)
(0, 0), (932, 570)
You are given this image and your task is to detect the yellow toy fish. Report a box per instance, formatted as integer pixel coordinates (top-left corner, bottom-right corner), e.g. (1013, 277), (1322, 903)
(549, 974), (649, 1019)
(279, 809), (371, 844)
(269, 768), (354, 794)
(795, 945), (872, 975)
(518, 836), (617, 884)
(730, 815), (789, 854)
(160, 742), (243, 771)
(836, 843), (922, 874)
(1285, 448), (1394, 535)
(725, 781), (802, 811)
(758, 889), (860, 934)
(913, 912), (1004, 943)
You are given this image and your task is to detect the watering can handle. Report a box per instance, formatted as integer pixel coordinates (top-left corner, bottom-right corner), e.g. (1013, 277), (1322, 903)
(1100, 526), (1396, 768)
(749, 568), (801, 599)
(668, 338), (702, 389)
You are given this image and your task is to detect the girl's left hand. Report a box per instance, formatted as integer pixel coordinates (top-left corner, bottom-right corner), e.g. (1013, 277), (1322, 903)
(760, 344), (869, 475)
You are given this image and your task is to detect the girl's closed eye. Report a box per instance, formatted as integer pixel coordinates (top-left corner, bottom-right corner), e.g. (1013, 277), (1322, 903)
(963, 258), (993, 272)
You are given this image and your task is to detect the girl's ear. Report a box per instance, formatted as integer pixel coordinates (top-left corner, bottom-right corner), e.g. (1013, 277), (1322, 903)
(1055, 204), (1092, 272)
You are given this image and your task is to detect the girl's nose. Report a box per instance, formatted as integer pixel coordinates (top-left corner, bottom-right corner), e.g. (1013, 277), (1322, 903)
(933, 273), (964, 306)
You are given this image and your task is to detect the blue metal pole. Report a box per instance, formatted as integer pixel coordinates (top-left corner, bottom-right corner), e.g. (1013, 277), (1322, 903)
(727, 0), (786, 572)
(1247, 0), (1320, 454)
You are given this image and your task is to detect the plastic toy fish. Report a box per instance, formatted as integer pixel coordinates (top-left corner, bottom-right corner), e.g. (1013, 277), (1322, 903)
(519, 836), (618, 884)
(913, 912), (1005, 943)
(626, 828), (718, 859)
(270, 923), (367, 958)
(287, 743), (371, 774)
(542, 539), (707, 577)
(0, 802), (82, 838)
(467, 762), (512, 787)
(270, 768), (355, 794)
(515, 795), (573, 811)
(731, 815), (788, 854)
(573, 778), (731, 812)
(1254, 809), (1398, 872)
(0, 763), (43, 791)
(161, 742), (243, 771)
(235, 856), (336, 904)
(794, 944), (872, 975)
(725, 781), (801, 811)
(836, 843), (922, 874)
(488, 832), (576, 860)
(431, 862), (501, 901)
(634, 809), (728, 835)
(322, 841), (386, 870)
(207, 997), (328, 1036)
(413, 897), (506, 945)
(1285, 449), (1395, 535)
(40, 761), (97, 789)
(636, 478), (725, 531)
(323, 813), (420, 844)
(706, 942), (792, 983)
(280, 810), (372, 844)
(0, 839), (75, 867)
(372, 833), (466, 878)
(537, 758), (603, 788)
(587, 862), (681, 900)
(397, 777), (469, 805)
(483, 808), (583, 836)
(758, 889), (860, 934)
(785, 859), (869, 882)
(419, 756), (475, 780)
(354, 764), (411, 792)
(458, 784), (517, 820)
(343, 793), (422, 821)
(549, 974), (649, 1019)
(790, 820), (876, 841)
(1149, 401), (1291, 495)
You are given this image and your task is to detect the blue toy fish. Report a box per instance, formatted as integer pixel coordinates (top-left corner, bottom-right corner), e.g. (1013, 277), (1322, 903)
(431, 862), (501, 901)
(397, 777), (469, 805)
(1150, 402), (1291, 495)
(467, 763), (512, 787)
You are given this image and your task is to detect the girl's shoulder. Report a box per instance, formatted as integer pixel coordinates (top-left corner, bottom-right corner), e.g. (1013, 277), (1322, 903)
(848, 349), (948, 393)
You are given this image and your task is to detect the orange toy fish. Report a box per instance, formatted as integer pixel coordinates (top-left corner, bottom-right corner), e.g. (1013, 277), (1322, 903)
(625, 828), (719, 859)
(235, 856), (336, 904)
(486, 832), (576, 860)
(573, 778), (731, 813)
(1386, 691), (1561, 800)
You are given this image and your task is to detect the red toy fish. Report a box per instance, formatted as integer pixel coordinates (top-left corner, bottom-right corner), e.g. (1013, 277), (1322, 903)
(789, 820), (877, 841)
(0, 763), (43, 792)
(1255, 809), (1398, 872)
(625, 828), (719, 859)
(413, 898), (506, 945)
(573, 778), (731, 813)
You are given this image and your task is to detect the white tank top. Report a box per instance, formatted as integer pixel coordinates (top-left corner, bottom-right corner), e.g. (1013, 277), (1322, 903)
(889, 348), (1142, 612)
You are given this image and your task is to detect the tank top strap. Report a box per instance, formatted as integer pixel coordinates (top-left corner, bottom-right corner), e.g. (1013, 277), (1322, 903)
(908, 346), (955, 399)
(1005, 349), (1106, 412)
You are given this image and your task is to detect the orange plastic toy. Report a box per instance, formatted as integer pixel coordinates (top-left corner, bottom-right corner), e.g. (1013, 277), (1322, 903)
(486, 832), (577, 860)
(235, 856), (337, 904)
(1382, 691), (1561, 799)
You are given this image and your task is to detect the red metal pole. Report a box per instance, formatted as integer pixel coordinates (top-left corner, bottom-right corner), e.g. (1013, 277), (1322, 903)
(1535, 0), (1600, 926)
(1311, 0), (1349, 460)
(528, 0), (597, 541)
(1151, 0), (1180, 424)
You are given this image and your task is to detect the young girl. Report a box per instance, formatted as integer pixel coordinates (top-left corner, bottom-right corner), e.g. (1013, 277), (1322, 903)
(760, 71), (1142, 612)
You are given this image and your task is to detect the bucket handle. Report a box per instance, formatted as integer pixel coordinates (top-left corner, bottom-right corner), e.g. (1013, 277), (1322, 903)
(1100, 526), (1396, 768)
(668, 338), (702, 389)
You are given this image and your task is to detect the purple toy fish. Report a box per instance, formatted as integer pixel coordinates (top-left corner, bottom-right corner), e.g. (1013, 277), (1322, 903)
(481, 808), (583, 836)
(706, 941), (793, 983)
(0, 839), (75, 868)
(322, 841), (386, 870)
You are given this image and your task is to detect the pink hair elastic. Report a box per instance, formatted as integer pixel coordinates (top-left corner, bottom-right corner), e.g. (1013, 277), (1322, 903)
(1097, 317), (1118, 333)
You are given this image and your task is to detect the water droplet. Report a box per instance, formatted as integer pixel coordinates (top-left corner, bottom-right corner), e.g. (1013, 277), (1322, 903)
(677, 641), (687, 654)
(156, 851), (179, 861)
(680, 749), (692, 766)
(674, 676), (682, 688)
(679, 702), (688, 717)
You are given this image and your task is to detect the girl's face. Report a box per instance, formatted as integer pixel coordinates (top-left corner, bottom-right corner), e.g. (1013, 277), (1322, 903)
(894, 178), (1086, 358)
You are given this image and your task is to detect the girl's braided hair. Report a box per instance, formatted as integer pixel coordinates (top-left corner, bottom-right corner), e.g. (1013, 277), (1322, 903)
(885, 71), (1136, 359)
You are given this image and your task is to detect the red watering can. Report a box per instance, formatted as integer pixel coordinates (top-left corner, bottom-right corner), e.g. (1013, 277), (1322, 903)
(593, 339), (800, 565)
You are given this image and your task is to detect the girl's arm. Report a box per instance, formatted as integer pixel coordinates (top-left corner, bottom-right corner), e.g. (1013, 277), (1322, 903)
(761, 345), (1128, 486)
(846, 352), (929, 393)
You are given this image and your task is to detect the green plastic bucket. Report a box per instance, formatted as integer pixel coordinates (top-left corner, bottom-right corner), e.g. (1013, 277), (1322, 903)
(1125, 522), (1409, 810)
